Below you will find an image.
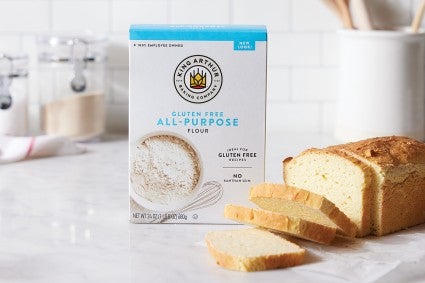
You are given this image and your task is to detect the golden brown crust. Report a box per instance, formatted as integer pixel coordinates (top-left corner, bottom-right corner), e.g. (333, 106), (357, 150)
(377, 173), (425, 235)
(224, 204), (336, 245)
(205, 229), (305, 272)
(330, 136), (425, 168)
(249, 183), (357, 237)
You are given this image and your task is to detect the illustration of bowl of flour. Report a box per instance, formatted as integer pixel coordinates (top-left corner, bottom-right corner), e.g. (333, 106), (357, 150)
(130, 131), (203, 212)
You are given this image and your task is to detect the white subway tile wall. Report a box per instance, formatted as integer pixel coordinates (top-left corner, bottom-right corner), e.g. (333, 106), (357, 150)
(0, 0), (419, 134)
(52, 1), (110, 32)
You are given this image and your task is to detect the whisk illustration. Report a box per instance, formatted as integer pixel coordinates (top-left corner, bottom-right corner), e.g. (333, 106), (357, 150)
(145, 181), (223, 224)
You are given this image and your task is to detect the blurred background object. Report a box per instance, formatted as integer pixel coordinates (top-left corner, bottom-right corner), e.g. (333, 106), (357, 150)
(37, 34), (107, 141)
(0, 53), (28, 136)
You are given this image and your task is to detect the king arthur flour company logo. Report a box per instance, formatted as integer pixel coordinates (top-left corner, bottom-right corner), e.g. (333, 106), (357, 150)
(174, 55), (223, 103)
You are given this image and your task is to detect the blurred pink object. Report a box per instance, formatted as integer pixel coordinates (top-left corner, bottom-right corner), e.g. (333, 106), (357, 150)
(0, 135), (86, 164)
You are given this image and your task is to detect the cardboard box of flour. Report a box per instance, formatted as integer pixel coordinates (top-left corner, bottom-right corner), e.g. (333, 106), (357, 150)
(129, 25), (267, 223)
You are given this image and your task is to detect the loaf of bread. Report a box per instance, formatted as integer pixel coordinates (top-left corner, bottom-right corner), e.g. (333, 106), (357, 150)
(249, 183), (357, 237)
(284, 136), (425, 236)
(205, 228), (305, 271)
(224, 204), (336, 244)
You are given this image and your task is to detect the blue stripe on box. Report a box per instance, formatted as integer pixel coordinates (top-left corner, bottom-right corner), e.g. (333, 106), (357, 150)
(129, 25), (267, 44)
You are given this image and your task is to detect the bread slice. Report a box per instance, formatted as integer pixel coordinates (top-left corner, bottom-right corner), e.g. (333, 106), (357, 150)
(249, 183), (357, 237)
(224, 204), (336, 244)
(283, 148), (374, 237)
(329, 136), (425, 236)
(205, 228), (305, 272)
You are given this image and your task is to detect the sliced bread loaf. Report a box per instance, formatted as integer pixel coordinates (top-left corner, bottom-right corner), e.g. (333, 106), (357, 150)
(330, 136), (425, 236)
(283, 148), (374, 237)
(224, 204), (336, 244)
(249, 183), (357, 237)
(284, 136), (425, 237)
(205, 228), (305, 272)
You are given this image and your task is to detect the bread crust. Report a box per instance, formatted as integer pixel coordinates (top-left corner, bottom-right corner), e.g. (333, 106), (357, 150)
(249, 183), (357, 237)
(205, 229), (305, 272)
(331, 136), (425, 168)
(224, 204), (336, 244)
(378, 174), (425, 235)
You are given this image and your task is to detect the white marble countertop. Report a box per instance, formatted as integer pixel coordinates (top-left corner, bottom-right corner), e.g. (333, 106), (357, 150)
(1, 133), (425, 283)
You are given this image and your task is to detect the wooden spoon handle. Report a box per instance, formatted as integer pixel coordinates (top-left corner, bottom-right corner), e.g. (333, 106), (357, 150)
(321, 0), (344, 21)
(351, 0), (372, 30)
(335, 0), (354, 29)
(412, 0), (425, 33)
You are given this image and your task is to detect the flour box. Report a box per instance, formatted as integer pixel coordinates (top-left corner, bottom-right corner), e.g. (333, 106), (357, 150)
(129, 25), (267, 223)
